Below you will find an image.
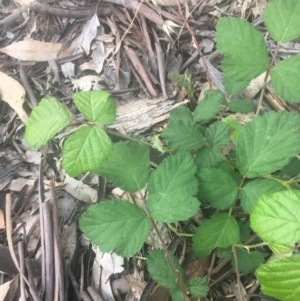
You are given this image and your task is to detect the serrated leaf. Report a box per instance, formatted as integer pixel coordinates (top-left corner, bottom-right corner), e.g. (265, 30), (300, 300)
(193, 214), (240, 257)
(216, 17), (269, 94)
(236, 111), (300, 178)
(162, 108), (204, 151)
(256, 254), (300, 301)
(188, 278), (209, 298)
(25, 98), (72, 148)
(62, 126), (112, 177)
(241, 179), (285, 213)
(147, 249), (184, 290)
(271, 55), (300, 103)
(194, 148), (224, 169)
(205, 121), (230, 149)
(264, 0), (300, 42)
(194, 90), (225, 124)
(73, 90), (116, 124)
(148, 152), (199, 223)
(251, 190), (300, 245)
(79, 200), (151, 256)
(94, 141), (150, 192)
(228, 99), (254, 114)
(198, 167), (240, 210)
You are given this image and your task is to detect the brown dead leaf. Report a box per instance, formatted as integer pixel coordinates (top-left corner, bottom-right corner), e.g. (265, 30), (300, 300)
(0, 40), (63, 62)
(0, 71), (28, 123)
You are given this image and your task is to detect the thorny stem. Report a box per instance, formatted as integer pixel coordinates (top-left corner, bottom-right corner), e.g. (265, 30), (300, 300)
(256, 43), (280, 115)
(142, 200), (190, 301)
(263, 174), (291, 189)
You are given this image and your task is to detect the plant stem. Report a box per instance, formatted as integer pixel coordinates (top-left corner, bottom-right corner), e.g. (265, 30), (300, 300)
(256, 44), (280, 115)
(143, 205), (190, 300)
(106, 128), (153, 147)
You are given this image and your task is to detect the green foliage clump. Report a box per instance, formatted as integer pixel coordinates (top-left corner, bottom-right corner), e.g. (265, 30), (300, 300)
(24, 1), (300, 300)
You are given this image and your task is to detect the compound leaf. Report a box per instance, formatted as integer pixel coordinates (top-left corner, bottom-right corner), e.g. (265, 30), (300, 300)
(264, 0), (300, 42)
(193, 214), (239, 258)
(162, 107), (204, 151)
(198, 167), (240, 210)
(79, 200), (151, 257)
(25, 97), (72, 148)
(194, 90), (225, 124)
(271, 55), (300, 103)
(236, 111), (300, 178)
(147, 249), (184, 291)
(188, 278), (209, 298)
(240, 179), (285, 213)
(95, 141), (150, 192)
(216, 17), (269, 94)
(256, 254), (300, 301)
(73, 90), (116, 124)
(148, 152), (199, 223)
(250, 190), (300, 245)
(62, 126), (112, 177)
(228, 99), (254, 114)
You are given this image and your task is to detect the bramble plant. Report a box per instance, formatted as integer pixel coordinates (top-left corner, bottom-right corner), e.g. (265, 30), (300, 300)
(25, 0), (300, 300)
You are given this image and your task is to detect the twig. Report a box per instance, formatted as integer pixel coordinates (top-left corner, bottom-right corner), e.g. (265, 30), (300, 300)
(124, 45), (158, 97)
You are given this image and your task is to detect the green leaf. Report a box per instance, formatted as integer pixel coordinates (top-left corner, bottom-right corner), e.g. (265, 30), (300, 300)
(193, 214), (240, 257)
(194, 90), (225, 124)
(271, 55), (300, 103)
(79, 200), (151, 256)
(217, 247), (267, 274)
(25, 97), (72, 148)
(194, 148), (224, 169)
(228, 99), (254, 114)
(264, 0), (300, 42)
(198, 167), (240, 210)
(148, 152), (199, 223)
(256, 254), (300, 301)
(95, 141), (150, 192)
(250, 190), (300, 245)
(282, 157), (300, 177)
(205, 121), (230, 149)
(62, 126), (112, 177)
(236, 111), (300, 178)
(147, 250), (184, 290)
(188, 278), (209, 298)
(234, 248), (266, 274)
(216, 17), (269, 94)
(240, 179), (285, 213)
(162, 108), (204, 151)
(73, 90), (116, 124)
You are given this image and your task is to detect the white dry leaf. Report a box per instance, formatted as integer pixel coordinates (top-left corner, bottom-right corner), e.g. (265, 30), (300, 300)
(243, 72), (269, 99)
(61, 62), (75, 79)
(92, 246), (124, 301)
(0, 71), (28, 123)
(0, 40), (63, 61)
(14, 0), (34, 7)
(71, 75), (105, 91)
(0, 276), (19, 301)
(64, 174), (98, 203)
(71, 14), (100, 55)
